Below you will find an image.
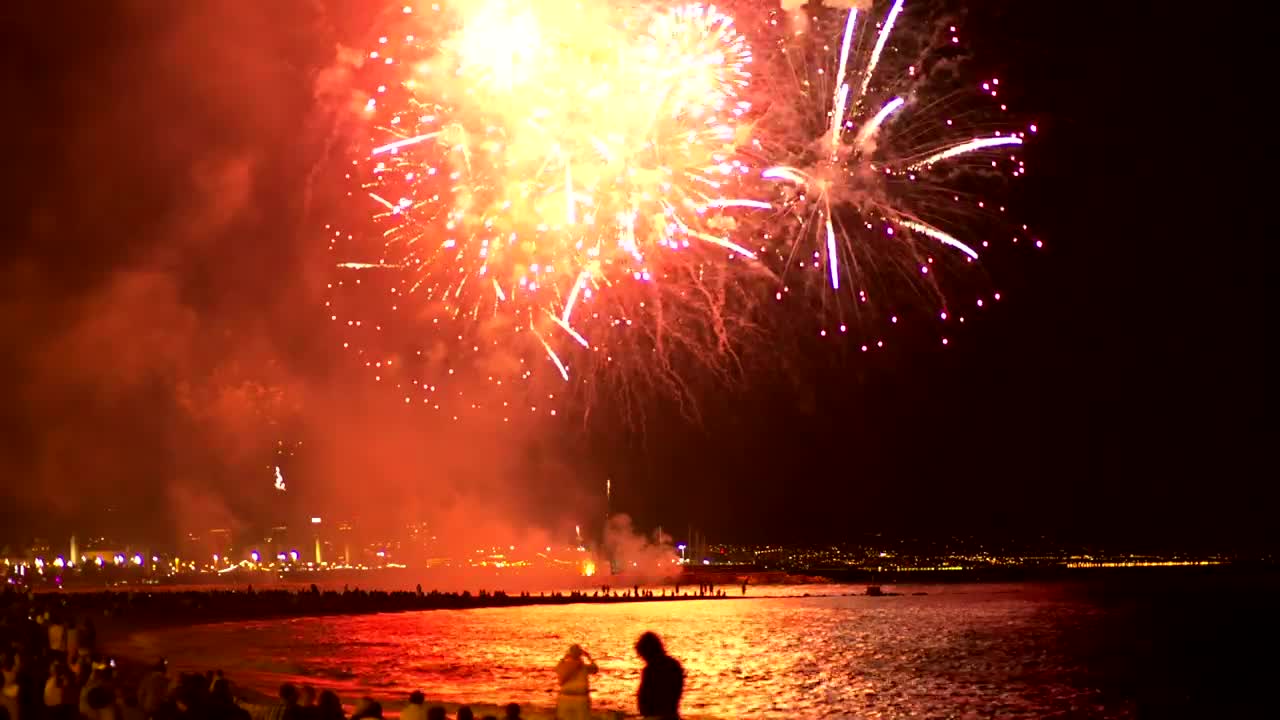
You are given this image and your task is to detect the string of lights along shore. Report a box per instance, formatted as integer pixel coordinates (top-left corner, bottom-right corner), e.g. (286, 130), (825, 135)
(324, 0), (1042, 422)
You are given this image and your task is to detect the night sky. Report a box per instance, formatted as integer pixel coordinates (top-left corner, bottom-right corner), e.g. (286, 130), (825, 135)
(0, 2), (1264, 551)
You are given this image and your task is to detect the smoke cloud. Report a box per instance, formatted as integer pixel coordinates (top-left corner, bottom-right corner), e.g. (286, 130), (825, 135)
(601, 515), (679, 584)
(0, 0), (661, 577)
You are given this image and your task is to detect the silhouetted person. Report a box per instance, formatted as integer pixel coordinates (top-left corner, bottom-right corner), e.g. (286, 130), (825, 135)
(299, 685), (317, 720)
(455, 707), (473, 720)
(349, 699), (381, 720)
(554, 644), (597, 720)
(635, 632), (684, 720)
(424, 708), (444, 720)
(315, 692), (344, 720)
(138, 661), (168, 719)
(400, 692), (425, 720)
(43, 659), (75, 712)
(502, 703), (520, 720)
(1, 672), (19, 720)
(87, 685), (121, 720)
(80, 664), (116, 718)
(173, 686), (207, 720)
(47, 614), (67, 657)
(208, 679), (250, 720)
(79, 618), (97, 656)
(276, 684), (305, 720)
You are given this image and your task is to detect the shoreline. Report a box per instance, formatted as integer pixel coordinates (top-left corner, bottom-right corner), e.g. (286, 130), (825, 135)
(91, 587), (756, 639)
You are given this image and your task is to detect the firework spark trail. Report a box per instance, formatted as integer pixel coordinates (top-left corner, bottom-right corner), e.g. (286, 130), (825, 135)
(829, 9), (858, 157)
(908, 136), (1025, 169)
(825, 208), (839, 289)
(670, 212), (758, 259)
(372, 132), (440, 156)
(833, 9), (859, 102)
(761, 166), (809, 185)
(854, 96), (905, 148)
(898, 219), (980, 259)
(548, 311), (590, 348)
(536, 331), (570, 381)
(701, 199), (773, 211)
(561, 270), (590, 324)
(368, 193), (396, 212)
(857, 0), (905, 104)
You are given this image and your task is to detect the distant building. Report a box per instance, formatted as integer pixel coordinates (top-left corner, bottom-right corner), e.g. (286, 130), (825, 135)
(337, 520), (354, 565)
(27, 538), (51, 559)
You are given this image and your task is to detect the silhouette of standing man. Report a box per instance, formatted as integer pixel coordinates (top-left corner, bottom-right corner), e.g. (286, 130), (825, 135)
(635, 631), (684, 720)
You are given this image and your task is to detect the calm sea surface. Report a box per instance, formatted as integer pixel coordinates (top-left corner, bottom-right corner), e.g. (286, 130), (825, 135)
(115, 577), (1275, 718)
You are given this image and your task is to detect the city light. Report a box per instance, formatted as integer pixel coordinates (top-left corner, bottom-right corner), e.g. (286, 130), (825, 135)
(0, 529), (1236, 588)
(311, 517), (322, 524)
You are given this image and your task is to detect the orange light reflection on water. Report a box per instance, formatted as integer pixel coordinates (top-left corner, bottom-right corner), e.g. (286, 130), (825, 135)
(121, 584), (1102, 718)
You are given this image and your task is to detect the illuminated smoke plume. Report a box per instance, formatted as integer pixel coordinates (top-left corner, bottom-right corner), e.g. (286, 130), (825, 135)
(600, 514), (679, 584)
(0, 1), (625, 560)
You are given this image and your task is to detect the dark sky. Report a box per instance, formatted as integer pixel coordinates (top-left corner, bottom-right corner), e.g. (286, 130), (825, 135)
(0, 1), (1265, 552)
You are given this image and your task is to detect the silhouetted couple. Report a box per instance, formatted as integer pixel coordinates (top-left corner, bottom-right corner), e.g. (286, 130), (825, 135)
(553, 632), (683, 720)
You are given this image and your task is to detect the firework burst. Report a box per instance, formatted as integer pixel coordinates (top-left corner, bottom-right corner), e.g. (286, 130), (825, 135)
(327, 0), (1040, 421)
(753, 0), (1036, 345)
(328, 1), (777, 421)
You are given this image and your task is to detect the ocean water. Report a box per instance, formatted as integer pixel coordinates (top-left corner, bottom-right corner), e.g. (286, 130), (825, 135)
(115, 577), (1275, 718)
